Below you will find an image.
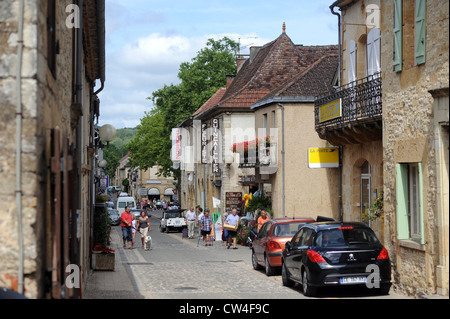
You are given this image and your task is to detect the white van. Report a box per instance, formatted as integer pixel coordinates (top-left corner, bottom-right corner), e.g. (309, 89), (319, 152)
(116, 196), (136, 215)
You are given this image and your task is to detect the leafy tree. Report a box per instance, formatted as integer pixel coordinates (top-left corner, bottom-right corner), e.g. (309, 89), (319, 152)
(128, 37), (239, 180)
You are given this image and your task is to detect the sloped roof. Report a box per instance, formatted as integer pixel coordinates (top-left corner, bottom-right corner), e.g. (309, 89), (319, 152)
(262, 53), (339, 101)
(193, 31), (338, 119)
(192, 88), (227, 117)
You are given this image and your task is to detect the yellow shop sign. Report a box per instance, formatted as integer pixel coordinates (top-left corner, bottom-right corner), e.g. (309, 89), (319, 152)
(319, 99), (341, 123)
(308, 148), (339, 168)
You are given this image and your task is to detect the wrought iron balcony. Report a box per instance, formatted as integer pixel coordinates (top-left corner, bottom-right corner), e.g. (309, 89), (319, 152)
(314, 72), (382, 145)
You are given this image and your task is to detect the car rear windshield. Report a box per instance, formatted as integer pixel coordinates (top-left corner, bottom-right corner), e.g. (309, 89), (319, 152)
(118, 201), (135, 208)
(273, 222), (308, 237)
(314, 227), (380, 247)
(166, 212), (182, 218)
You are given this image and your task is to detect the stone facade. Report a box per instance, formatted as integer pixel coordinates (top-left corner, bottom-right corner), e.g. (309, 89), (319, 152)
(381, 0), (449, 296)
(0, 0), (105, 298)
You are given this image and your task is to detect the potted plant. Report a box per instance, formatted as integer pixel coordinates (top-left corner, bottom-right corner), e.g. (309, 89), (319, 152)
(231, 136), (272, 163)
(93, 203), (115, 270)
(237, 224), (251, 246)
(368, 191), (384, 221)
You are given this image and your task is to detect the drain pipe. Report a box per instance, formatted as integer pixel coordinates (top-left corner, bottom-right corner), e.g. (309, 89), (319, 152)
(277, 103), (285, 218)
(330, 1), (342, 86)
(330, 1), (343, 222)
(15, 0), (25, 295)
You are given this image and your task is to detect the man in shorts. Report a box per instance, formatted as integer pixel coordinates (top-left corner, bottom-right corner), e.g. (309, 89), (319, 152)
(120, 206), (133, 249)
(200, 209), (213, 246)
(225, 209), (240, 249)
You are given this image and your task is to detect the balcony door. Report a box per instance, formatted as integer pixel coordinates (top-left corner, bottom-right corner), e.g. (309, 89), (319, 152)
(367, 27), (381, 77)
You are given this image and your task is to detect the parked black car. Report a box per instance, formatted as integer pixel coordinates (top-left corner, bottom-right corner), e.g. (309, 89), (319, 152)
(282, 222), (391, 297)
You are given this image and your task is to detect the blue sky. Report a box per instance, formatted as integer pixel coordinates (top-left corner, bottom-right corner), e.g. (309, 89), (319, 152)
(98, 0), (339, 129)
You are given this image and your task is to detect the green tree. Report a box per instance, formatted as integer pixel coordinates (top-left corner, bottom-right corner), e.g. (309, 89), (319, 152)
(128, 37), (239, 180)
(102, 143), (121, 178)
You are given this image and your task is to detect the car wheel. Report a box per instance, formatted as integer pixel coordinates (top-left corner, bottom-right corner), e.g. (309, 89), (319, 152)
(265, 256), (276, 276)
(252, 250), (263, 270)
(302, 270), (317, 297)
(379, 283), (391, 295)
(159, 225), (164, 232)
(282, 263), (295, 287)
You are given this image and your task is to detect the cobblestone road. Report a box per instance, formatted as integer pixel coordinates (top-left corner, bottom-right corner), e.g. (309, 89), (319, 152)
(98, 216), (408, 300)
(112, 217), (302, 299)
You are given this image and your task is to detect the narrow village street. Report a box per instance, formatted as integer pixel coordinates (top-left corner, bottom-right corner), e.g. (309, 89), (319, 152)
(83, 213), (409, 300)
(1, 0), (448, 302)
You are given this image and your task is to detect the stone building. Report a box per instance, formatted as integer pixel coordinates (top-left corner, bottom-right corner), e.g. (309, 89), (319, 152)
(316, 0), (448, 297)
(128, 165), (176, 203)
(0, 0), (105, 298)
(381, 0), (449, 297)
(315, 0), (385, 239)
(178, 27), (340, 221)
(252, 51), (340, 220)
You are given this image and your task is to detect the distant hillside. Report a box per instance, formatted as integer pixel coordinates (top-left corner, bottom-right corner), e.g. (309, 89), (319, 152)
(103, 128), (137, 178)
(111, 127), (137, 154)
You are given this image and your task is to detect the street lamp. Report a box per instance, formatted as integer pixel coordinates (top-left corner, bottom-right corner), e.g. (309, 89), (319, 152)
(99, 124), (117, 143)
(98, 159), (107, 168)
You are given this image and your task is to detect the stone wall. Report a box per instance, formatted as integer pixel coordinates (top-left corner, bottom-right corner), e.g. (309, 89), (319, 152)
(0, 0), (96, 298)
(381, 0), (449, 296)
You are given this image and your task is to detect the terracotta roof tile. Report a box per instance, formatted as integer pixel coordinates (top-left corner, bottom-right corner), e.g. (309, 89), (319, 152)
(192, 31), (338, 118)
(193, 88), (227, 116)
(266, 54), (339, 99)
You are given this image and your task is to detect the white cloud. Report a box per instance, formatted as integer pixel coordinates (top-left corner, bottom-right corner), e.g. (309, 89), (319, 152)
(98, 31), (269, 129)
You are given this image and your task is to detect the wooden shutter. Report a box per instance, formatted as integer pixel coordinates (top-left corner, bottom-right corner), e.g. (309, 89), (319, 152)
(393, 0), (403, 72)
(396, 164), (410, 240)
(415, 0), (427, 65)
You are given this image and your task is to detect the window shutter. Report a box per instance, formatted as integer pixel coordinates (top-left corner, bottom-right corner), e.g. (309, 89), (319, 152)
(396, 164), (410, 240)
(415, 0), (426, 65)
(349, 40), (357, 83)
(393, 0), (403, 72)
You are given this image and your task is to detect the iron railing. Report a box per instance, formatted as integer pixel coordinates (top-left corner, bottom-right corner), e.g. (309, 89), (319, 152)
(315, 72), (382, 130)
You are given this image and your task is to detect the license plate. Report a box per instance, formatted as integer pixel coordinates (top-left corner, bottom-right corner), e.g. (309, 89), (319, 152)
(340, 276), (367, 284)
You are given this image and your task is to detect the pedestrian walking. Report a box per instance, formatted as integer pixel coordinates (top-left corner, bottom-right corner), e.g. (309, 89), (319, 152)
(185, 207), (196, 239)
(200, 209), (213, 246)
(131, 216), (137, 249)
(137, 211), (151, 249)
(120, 206), (133, 249)
(196, 207), (204, 241)
(257, 209), (269, 232)
(225, 209), (240, 249)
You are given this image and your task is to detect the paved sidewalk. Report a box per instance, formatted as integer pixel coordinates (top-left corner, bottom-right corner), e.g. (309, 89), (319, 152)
(83, 230), (144, 299)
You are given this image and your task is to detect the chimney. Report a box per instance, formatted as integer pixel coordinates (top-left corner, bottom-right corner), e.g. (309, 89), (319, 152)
(249, 46), (261, 64)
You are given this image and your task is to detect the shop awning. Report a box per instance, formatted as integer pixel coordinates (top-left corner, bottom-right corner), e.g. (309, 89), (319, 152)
(148, 188), (160, 195)
(164, 188), (174, 196)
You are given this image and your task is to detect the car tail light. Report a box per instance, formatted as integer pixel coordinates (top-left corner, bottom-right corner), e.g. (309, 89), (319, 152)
(307, 249), (326, 263)
(377, 247), (389, 260)
(267, 241), (281, 250)
(338, 226), (353, 230)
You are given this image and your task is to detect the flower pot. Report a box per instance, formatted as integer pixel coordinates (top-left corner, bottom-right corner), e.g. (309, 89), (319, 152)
(92, 253), (115, 271)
